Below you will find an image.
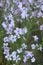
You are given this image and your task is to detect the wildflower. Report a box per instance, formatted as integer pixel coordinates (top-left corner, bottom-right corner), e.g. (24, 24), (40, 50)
(11, 51), (17, 61)
(13, 0), (19, 4)
(2, 22), (7, 30)
(29, 0), (34, 4)
(21, 43), (27, 49)
(11, 51), (17, 56)
(23, 55), (27, 63)
(30, 11), (37, 18)
(6, 28), (13, 34)
(38, 45), (42, 51)
(14, 28), (23, 36)
(14, 27), (20, 35)
(4, 36), (9, 42)
(5, 54), (12, 61)
(38, 0), (43, 3)
(9, 35), (17, 43)
(15, 55), (21, 62)
(8, 13), (13, 20)
(18, 2), (22, 9)
(10, 20), (15, 28)
(12, 54), (21, 62)
(19, 28), (23, 35)
(21, 7), (28, 19)
(17, 48), (22, 54)
(23, 27), (27, 33)
(31, 44), (36, 49)
(0, 2), (3, 8)
(31, 57), (35, 62)
(40, 5), (43, 11)
(25, 51), (34, 58)
(21, 11), (28, 19)
(23, 51), (34, 62)
(3, 43), (8, 47)
(37, 11), (43, 18)
(40, 25), (43, 30)
(33, 35), (38, 42)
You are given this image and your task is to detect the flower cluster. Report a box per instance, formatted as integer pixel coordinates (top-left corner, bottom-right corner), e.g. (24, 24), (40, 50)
(2, 13), (15, 34)
(23, 51), (34, 62)
(0, 0), (43, 65)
